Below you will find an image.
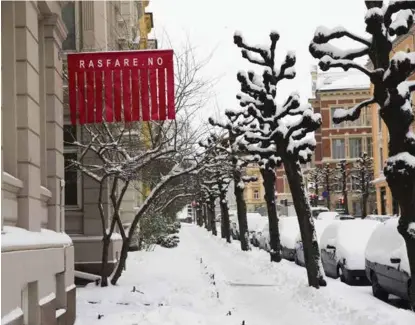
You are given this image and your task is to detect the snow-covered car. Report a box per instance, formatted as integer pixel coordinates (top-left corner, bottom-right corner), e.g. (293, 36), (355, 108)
(320, 219), (379, 285)
(229, 214), (239, 240)
(317, 211), (340, 220)
(311, 206), (329, 219)
(335, 214), (355, 220)
(294, 219), (333, 267)
(248, 214), (268, 247)
(257, 223), (270, 252)
(279, 216), (300, 261)
(365, 218), (411, 306)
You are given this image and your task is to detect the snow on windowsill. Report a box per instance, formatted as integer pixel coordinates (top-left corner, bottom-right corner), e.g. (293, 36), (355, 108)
(39, 293), (56, 306)
(2, 172), (23, 194)
(56, 309), (66, 318)
(1, 307), (23, 325)
(1, 226), (73, 252)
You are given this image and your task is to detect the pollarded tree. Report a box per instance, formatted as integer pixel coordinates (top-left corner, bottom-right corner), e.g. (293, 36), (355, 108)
(352, 152), (375, 218)
(200, 135), (233, 243)
(233, 30), (326, 288)
(310, 0), (415, 303)
(208, 117), (257, 251)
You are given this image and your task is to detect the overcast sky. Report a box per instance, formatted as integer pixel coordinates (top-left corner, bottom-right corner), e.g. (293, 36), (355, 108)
(148, 0), (368, 125)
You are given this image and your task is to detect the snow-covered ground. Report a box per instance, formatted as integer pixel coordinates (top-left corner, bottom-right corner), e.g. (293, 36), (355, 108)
(75, 224), (415, 325)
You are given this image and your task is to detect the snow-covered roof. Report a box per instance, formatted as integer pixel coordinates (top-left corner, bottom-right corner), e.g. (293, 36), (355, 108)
(316, 70), (370, 92)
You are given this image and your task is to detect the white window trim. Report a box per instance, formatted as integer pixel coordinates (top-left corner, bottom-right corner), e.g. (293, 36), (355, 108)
(64, 123), (83, 210)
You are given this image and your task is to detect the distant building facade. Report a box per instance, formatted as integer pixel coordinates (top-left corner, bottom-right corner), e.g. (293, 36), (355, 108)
(309, 67), (375, 215)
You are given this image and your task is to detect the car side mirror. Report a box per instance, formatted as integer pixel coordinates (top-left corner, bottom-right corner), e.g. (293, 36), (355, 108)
(326, 245), (336, 250)
(390, 257), (401, 264)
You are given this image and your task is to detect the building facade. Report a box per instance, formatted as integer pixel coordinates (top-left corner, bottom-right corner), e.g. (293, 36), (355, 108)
(308, 68), (375, 215)
(62, 1), (151, 276)
(370, 26), (415, 215)
(243, 165), (267, 213)
(1, 1), (75, 324)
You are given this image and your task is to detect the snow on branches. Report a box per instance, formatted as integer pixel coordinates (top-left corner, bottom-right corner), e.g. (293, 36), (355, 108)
(310, 1), (415, 176)
(232, 30), (325, 286)
(232, 32), (321, 167)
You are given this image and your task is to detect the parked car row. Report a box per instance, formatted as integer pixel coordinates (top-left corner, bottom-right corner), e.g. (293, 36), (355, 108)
(238, 211), (412, 310)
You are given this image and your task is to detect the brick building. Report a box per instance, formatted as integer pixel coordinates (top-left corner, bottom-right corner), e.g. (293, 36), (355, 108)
(308, 66), (376, 215)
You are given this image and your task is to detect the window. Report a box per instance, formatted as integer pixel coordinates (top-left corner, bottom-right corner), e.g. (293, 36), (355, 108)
(331, 108), (343, 128)
(253, 189), (260, 200)
(366, 137), (373, 157)
(62, 2), (76, 51)
(64, 125), (80, 207)
(349, 138), (362, 158)
(332, 139), (345, 159)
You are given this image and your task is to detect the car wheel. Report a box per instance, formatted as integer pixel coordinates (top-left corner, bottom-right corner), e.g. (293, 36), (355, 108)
(338, 265), (353, 285)
(371, 272), (388, 302)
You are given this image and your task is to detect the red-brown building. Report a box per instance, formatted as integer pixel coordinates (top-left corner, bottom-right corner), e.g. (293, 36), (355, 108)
(276, 67), (376, 215)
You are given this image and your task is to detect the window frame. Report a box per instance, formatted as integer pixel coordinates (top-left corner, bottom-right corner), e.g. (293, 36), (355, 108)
(253, 189), (260, 200)
(349, 137), (363, 159)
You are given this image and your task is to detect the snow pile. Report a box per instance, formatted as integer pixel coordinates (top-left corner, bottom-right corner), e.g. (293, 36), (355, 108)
(279, 216), (300, 249)
(336, 219), (380, 270)
(365, 217), (409, 273)
(1, 226), (72, 251)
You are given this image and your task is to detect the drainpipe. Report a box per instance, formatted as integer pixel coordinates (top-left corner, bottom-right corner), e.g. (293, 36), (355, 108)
(60, 179), (65, 231)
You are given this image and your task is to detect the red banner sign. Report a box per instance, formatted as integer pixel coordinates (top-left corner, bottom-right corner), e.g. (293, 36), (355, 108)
(67, 50), (175, 125)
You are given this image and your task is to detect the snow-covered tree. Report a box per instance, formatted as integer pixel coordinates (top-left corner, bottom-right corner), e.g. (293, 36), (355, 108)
(320, 163), (334, 210)
(352, 152), (375, 218)
(233, 30), (326, 288)
(334, 160), (350, 214)
(307, 167), (324, 207)
(310, 0), (415, 302)
(208, 117), (257, 251)
(200, 135), (234, 243)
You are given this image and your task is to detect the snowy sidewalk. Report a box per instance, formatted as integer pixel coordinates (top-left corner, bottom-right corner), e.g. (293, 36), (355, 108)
(75, 223), (415, 325)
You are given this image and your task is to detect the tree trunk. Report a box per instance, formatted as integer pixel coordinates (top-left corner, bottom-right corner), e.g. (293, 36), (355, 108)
(325, 173), (331, 210)
(397, 201), (415, 309)
(234, 179), (250, 251)
(362, 193), (368, 218)
(196, 208), (203, 226)
(283, 159), (326, 288)
(111, 237), (131, 285)
(204, 204), (211, 231)
(389, 175), (415, 309)
(261, 169), (282, 262)
(203, 205), (209, 229)
(219, 196), (231, 243)
(208, 199), (217, 236)
(100, 235), (111, 287)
